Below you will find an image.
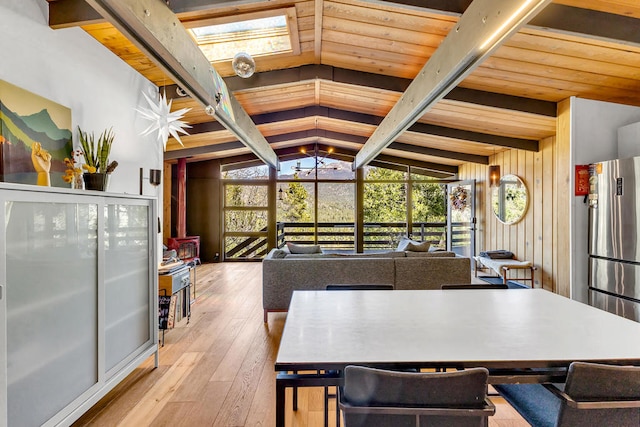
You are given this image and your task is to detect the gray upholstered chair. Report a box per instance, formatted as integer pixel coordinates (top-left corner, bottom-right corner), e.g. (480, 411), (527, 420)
(339, 365), (495, 427)
(441, 284), (508, 289)
(494, 361), (640, 427)
(291, 284), (396, 423)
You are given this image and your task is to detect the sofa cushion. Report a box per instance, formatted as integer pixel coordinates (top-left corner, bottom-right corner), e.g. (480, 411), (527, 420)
(331, 251), (407, 258)
(285, 251), (406, 259)
(271, 249), (289, 258)
(405, 241), (430, 252)
(286, 242), (322, 254)
(404, 250), (457, 257)
(284, 253), (336, 258)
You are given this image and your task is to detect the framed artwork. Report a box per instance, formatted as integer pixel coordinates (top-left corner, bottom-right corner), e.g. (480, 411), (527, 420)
(0, 80), (72, 187)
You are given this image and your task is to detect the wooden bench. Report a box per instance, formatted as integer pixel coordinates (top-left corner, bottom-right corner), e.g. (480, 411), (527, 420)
(474, 256), (536, 288)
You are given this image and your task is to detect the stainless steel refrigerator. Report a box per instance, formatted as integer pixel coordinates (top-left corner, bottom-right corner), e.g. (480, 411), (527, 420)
(588, 156), (640, 322)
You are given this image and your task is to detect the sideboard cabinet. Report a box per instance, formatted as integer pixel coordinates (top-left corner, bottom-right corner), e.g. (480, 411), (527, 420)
(0, 184), (158, 427)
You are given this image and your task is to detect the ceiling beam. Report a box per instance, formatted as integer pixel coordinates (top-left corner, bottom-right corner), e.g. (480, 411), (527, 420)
(387, 142), (488, 164)
(49, 0), (103, 28)
(313, 145), (457, 177)
(529, 4), (640, 46)
(353, 0), (552, 169)
(375, 154), (458, 175)
(379, 0), (640, 46)
(168, 132), (460, 174)
(370, 0), (471, 15)
(176, 116), (497, 164)
(164, 141), (246, 160)
(84, 0), (279, 169)
(221, 143), (457, 177)
(51, 1), (640, 47)
(407, 122), (538, 151)
(220, 153), (266, 169)
(49, 0), (272, 28)
(185, 106), (539, 153)
(165, 65), (557, 117)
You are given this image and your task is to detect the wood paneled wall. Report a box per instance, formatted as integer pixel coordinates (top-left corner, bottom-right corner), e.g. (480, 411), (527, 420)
(458, 132), (570, 295)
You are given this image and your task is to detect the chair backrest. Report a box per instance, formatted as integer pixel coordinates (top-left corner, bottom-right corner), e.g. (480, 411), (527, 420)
(441, 284), (508, 289)
(557, 362), (640, 426)
(340, 365), (494, 427)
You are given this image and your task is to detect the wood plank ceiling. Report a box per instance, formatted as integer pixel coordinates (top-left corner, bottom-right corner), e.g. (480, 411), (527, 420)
(48, 0), (640, 176)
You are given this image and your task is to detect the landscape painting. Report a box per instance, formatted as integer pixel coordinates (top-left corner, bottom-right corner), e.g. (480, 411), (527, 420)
(0, 80), (72, 187)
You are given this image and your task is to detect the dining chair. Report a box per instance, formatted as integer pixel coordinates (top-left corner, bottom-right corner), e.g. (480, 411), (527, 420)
(291, 284), (396, 424)
(441, 284), (508, 289)
(296, 283), (396, 426)
(339, 365), (495, 427)
(494, 361), (640, 427)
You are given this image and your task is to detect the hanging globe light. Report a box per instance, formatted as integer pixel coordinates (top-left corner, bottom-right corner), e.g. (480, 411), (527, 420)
(232, 52), (256, 78)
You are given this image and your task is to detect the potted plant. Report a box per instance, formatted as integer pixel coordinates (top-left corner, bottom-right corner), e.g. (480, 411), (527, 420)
(77, 126), (118, 190)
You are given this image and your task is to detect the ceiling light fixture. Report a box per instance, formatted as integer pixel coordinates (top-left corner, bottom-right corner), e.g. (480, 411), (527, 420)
(489, 165), (501, 187)
(232, 52), (255, 78)
(136, 90), (191, 150)
(489, 147), (500, 187)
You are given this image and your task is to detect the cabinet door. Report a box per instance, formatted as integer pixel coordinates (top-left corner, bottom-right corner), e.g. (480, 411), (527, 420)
(104, 202), (152, 373)
(5, 200), (99, 427)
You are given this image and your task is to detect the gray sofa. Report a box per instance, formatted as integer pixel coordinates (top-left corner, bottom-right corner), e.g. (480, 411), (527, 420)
(262, 249), (472, 321)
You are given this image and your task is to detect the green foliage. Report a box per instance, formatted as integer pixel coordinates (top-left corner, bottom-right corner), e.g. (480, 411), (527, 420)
(412, 182), (446, 222)
(492, 185), (527, 223)
(77, 126), (115, 173)
(363, 168), (406, 222)
(279, 176), (312, 222)
(225, 183), (268, 207)
(364, 166), (405, 181)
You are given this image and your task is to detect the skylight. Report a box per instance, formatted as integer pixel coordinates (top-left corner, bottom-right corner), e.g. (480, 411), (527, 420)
(188, 11), (296, 63)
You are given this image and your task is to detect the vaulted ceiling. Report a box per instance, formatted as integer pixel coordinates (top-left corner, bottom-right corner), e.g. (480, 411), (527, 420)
(48, 0), (640, 176)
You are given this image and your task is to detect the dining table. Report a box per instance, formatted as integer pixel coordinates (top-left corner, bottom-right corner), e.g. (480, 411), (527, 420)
(274, 288), (640, 426)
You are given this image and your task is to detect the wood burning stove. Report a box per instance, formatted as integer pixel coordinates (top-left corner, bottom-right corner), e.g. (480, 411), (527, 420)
(167, 236), (200, 263)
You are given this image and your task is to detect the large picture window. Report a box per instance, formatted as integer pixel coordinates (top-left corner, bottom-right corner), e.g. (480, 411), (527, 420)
(221, 155), (449, 258)
(223, 182), (269, 259)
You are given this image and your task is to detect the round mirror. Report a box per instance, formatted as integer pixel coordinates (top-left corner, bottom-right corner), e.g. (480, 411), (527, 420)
(492, 174), (528, 224)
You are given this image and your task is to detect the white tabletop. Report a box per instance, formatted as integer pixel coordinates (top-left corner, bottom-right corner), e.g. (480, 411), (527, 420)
(275, 289), (640, 371)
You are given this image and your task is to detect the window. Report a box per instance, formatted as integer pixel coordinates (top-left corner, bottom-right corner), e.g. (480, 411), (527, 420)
(223, 179), (269, 259)
(187, 8), (300, 63)
(222, 164), (269, 180)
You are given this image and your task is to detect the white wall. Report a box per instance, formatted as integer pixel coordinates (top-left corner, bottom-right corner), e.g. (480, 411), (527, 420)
(570, 97), (640, 303)
(0, 0), (163, 198)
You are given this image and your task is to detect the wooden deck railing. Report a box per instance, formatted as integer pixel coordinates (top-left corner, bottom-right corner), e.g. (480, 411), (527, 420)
(225, 221), (471, 260)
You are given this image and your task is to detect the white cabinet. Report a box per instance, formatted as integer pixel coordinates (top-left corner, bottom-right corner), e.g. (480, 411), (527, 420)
(0, 184), (158, 427)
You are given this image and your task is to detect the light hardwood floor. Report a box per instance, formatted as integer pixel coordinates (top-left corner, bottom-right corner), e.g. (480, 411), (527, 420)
(73, 262), (530, 427)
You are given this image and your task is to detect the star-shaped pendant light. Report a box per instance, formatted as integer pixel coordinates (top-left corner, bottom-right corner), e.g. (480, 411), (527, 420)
(137, 90), (192, 150)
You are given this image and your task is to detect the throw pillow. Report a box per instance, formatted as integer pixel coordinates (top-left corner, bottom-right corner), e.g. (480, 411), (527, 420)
(396, 237), (414, 251)
(271, 249), (289, 259)
(286, 242), (322, 254)
(396, 237), (430, 252)
(405, 241), (430, 252)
